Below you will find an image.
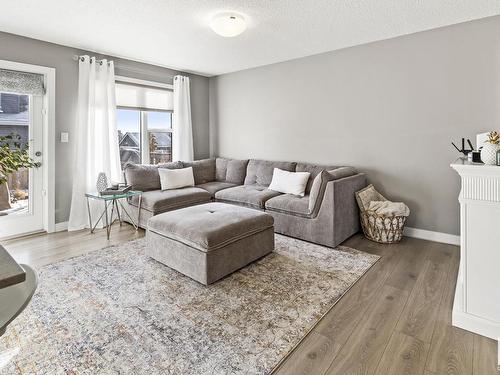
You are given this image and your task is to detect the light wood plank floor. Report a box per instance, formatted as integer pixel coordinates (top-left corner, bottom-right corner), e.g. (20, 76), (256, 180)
(2, 225), (499, 375)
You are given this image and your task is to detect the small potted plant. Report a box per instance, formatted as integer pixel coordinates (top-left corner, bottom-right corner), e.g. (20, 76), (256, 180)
(480, 131), (500, 165)
(0, 133), (39, 212)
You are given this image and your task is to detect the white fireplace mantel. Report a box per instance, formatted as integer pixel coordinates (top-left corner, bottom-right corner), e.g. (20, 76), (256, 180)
(451, 158), (500, 345)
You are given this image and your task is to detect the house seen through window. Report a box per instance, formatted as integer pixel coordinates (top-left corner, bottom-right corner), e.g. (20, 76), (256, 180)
(0, 92), (30, 214)
(115, 81), (173, 169)
(117, 109), (172, 168)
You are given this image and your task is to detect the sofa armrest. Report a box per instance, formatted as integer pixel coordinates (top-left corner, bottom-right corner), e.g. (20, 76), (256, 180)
(333, 173), (367, 245)
(318, 173), (367, 246)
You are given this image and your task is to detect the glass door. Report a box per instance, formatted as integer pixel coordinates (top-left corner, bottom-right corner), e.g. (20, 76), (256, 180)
(0, 91), (44, 238)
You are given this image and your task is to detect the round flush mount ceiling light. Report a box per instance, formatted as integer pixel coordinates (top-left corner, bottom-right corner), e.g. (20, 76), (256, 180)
(210, 12), (247, 37)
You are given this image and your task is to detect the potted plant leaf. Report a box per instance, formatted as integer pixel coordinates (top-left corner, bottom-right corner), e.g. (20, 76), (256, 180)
(0, 133), (40, 212)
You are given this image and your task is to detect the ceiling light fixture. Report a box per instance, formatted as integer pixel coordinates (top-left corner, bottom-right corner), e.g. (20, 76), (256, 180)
(210, 12), (247, 37)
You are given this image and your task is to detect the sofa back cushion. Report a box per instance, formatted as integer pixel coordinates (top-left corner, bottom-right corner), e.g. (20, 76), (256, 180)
(215, 158), (228, 181)
(244, 159), (296, 186)
(124, 161), (182, 191)
(216, 158), (249, 184)
(182, 159), (215, 185)
(295, 162), (340, 193)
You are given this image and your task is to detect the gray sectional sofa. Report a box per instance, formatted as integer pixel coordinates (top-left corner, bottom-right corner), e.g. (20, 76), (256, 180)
(122, 158), (366, 247)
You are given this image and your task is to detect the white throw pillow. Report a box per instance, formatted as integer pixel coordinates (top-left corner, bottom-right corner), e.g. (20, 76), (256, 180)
(268, 168), (310, 197)
(158, 167), (194, 190)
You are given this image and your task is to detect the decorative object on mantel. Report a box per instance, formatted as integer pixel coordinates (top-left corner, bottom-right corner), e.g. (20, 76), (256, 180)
(477, 132), (490, 148)
(95, 172), (108, 193)
(355, 184), (410, 244)
(451, 137), (474, 156)
(469, 150), (482, 163)
(480, 131), (500, 165)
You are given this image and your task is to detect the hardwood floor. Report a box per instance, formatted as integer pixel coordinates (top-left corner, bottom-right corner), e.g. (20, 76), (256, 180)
(276, 235), (499, 375)
(2, 224), (144, 268)
(1, 226), (498, 374)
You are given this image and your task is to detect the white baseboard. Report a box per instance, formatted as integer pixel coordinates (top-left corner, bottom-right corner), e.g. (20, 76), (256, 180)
(54, 221), (68, 232)
(404, 226), (460, 246)
(0, 229), (45, 241)
(452, 309), (500, 341)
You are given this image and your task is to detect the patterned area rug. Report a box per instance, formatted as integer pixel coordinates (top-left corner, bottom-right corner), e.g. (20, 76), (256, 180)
(0, 234), (379, 374)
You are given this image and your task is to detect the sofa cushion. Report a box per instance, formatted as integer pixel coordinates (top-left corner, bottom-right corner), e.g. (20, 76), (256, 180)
(128, 187), (211, 214)
(147, 202), (274, 252)
(265, 194), (311, 218)
(215, 185), (282, 209)
(226, 159), (249, 184)
(295, 162), (340, 193)
(123, 161), (183, 191)
(244, 159), (296, 186)
(157, 161), (185, 170)
(196, 181), (238, 197)
(215, 158), (249, 184)
(182, 159), (215, 185)
(309, 167), (358, 214)
(215, 158), (228, 181)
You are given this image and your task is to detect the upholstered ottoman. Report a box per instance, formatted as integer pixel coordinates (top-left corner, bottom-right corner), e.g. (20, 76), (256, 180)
(146, 202), (274, 285)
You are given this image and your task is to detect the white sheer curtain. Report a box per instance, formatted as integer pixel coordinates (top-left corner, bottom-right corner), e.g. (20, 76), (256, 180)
(172, 75), (194, 161)
(68, 56), (121, 231)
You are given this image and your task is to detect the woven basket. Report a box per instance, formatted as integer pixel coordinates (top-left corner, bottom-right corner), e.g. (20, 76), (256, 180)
(355, 184), (407, 244)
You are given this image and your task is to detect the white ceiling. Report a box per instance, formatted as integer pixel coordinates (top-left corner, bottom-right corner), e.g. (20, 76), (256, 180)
(1, 0), (500, 76)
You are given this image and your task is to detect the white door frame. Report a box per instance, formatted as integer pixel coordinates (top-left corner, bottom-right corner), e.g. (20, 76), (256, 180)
(0, 59), (56, 234)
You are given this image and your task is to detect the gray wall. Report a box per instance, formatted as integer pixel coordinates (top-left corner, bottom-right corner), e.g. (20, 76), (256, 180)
(0, 31), (210, 223)
(210, 16), (500, 235)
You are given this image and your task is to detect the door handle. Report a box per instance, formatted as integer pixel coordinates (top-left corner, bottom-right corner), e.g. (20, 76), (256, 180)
(35, 151), (42, 157)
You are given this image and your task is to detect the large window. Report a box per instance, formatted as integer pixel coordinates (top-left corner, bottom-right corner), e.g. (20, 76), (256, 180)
(116, 109), (172, 168)
(147, 111), (172, 164)
(115, 80), (173, 169)
(116, 108), (140, 168)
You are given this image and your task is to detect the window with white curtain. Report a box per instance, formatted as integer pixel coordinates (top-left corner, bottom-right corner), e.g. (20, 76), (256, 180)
(115, 81), (173, 168)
